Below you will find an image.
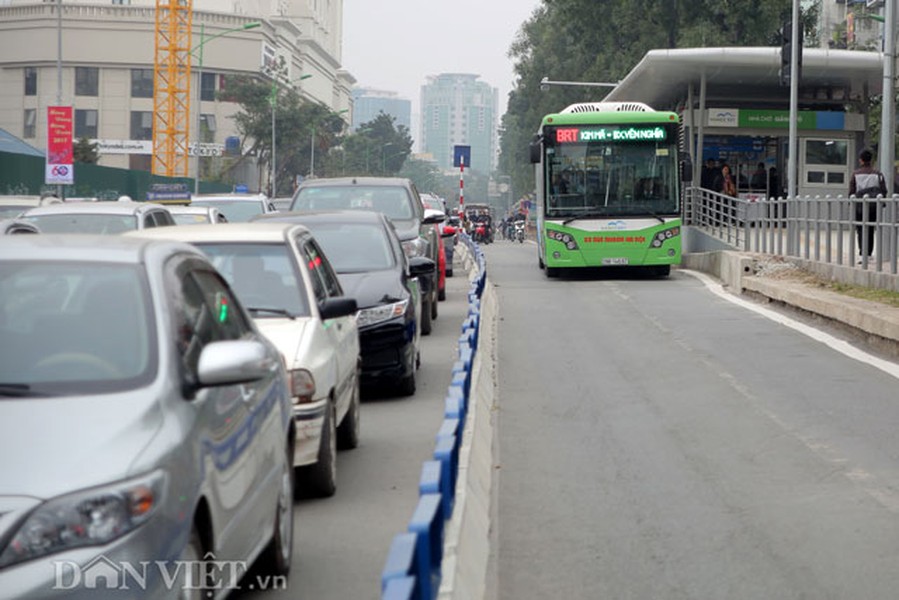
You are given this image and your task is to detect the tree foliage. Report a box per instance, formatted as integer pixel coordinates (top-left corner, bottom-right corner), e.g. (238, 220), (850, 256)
(73, 137), (99, 164)
(499, 0), (794, 197)
(223, 74), (414, 192)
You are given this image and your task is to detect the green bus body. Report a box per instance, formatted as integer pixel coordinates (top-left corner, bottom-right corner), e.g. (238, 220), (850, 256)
(532, 105), (683, 277)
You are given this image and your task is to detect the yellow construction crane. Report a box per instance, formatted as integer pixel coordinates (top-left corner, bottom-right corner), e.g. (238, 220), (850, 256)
(152, 0), (192, 177)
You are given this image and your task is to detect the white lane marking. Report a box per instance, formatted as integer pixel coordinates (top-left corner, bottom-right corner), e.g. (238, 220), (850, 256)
(681, 269), (899, 380)
(683, 269), (899, 513)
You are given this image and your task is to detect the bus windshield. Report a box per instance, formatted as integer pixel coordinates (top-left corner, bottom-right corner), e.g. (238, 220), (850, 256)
(544, 128), (679, 219)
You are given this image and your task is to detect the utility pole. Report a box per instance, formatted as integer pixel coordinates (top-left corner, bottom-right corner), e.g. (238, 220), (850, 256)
(880, 0), (896, 194)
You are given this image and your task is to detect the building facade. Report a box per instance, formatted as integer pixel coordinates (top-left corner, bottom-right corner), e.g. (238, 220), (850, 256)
(419, 73), (498, 175)
(350, 87), (411, 132)
(816, 0), (883, 50)
(0, 0), (354, 188)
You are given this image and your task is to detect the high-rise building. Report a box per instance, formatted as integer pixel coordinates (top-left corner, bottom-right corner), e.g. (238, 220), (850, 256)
(351, 88), (411, 132)
(420, 73), (497, 174)
(0, 0), (354, 184)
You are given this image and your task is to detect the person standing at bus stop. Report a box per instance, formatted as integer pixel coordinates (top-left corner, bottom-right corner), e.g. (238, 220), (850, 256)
(848, 148), (886, 263)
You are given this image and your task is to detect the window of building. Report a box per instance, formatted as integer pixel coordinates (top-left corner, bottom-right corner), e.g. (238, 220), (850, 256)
(23, 109), (36, 139)
(130, 111), (153, 140)
(24, 67), (37, 96)
(75, 109), (99, 139)
(112, 0), (132, 4)
(75, 67), (99, 96)
(200, 72), (216, 101)
(131, 68), (154, 98)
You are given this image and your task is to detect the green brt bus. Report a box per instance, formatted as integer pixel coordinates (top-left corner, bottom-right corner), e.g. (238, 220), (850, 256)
(529, 102), (688, 278)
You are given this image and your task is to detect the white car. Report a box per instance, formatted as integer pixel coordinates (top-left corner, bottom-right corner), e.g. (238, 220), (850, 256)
(18, 201), (176, 233)
(190, 193), (278, 222)
(167, 204), (228, 225)
(127, 222), (361, 497)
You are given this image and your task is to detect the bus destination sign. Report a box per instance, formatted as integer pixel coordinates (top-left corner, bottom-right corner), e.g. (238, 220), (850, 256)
(554, 126), (667, 144)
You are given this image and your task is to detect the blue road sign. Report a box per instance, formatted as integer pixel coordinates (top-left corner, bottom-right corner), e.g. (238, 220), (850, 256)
(453, 145), (471, 168)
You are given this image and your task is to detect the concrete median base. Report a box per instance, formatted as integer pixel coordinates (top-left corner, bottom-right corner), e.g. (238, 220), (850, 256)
(438, 246), (498, 600)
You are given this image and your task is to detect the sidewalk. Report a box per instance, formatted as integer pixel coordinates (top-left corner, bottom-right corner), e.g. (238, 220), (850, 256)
(683, 251), (899, 348)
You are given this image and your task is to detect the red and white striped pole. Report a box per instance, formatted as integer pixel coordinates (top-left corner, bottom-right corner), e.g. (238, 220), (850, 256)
(459, 156), (464, 214)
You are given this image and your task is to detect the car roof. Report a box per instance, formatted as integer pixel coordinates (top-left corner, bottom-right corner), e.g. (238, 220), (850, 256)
(0, 232), (199, 264)
(125, 221), (309, 244)
(21, 201), (169, 216)
(167, 205), (214, 214)
(191, 194), (267, 202)
(256, 209), (388, 226)
(296, 176), (414, 189)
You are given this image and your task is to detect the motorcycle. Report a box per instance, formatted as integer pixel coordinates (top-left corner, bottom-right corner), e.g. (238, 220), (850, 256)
(514, 220), (525, 243)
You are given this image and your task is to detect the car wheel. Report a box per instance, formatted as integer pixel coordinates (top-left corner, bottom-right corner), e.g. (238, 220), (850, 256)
(301, 403), (337, 498)
(256, 445), (294, 578)
(438, 286), (446, 301)
(446, 268), (453, 278)
(431, 291), (438, 320)
(421, 298), (433, 335)
(178, 528), (207, 600)
(336, 381), (360, 450)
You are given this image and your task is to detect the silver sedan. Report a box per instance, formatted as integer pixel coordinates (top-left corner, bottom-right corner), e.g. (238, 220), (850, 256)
(0, 234), (295, 599)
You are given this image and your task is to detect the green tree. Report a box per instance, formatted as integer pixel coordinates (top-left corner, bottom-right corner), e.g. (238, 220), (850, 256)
(73, 137), (99, 164)
(341, 113), (412, 177)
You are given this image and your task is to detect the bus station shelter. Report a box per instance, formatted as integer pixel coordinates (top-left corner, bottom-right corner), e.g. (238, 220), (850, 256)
(604, 47), (885, 199)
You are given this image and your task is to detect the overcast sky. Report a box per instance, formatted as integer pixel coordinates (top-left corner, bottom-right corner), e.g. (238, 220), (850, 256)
(342, 0), (543, 137)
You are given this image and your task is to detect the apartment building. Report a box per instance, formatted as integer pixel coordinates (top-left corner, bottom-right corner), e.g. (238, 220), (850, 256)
(0, 0), (353, 181)
(420, 73), (498, 175)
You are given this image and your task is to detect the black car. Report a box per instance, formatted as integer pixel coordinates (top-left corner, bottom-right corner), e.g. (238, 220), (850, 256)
(289, 177), (443, 335)
(255, 210), (435, 396)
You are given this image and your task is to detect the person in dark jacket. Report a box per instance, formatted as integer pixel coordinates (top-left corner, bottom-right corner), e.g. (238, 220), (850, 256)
(848, 149), (887, 261)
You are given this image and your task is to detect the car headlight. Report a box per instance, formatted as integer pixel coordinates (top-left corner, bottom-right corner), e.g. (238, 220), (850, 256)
(356, 299), (408, 328)
(0, 471), (166, 568)
(402, 237), (428, 259)
(546, 229), (579, 250)
(289, 368), (316, 405)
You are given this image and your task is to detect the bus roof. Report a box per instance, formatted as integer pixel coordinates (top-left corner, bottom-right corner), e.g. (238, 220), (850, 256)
(541, 110), (679, 127)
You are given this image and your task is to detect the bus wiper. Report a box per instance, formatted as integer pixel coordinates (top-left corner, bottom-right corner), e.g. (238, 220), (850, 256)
(247, 307), (297, 320)
(562, 211), (611, 225)
(632, 205), (667, 224)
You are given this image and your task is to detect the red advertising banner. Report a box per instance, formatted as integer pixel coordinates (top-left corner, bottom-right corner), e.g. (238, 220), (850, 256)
(46, 106), (74, 185)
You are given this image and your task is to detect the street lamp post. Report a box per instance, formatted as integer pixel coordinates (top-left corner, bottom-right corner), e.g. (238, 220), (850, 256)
(192, 20), (261, 195)
(381, 142), (395, 174)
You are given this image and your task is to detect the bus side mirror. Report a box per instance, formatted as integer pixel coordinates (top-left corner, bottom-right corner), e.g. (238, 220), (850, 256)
(529, 142), (541, 164)
(681, 160), (693, 183)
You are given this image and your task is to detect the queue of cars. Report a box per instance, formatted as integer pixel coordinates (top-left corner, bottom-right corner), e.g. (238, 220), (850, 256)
(0, 179), (453, 595)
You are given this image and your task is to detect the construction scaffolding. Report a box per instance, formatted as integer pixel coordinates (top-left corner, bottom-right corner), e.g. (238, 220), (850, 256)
(152, 0), (192, 177)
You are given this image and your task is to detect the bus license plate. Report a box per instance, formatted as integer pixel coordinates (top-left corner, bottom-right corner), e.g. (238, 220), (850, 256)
(602, 257), (629, 266)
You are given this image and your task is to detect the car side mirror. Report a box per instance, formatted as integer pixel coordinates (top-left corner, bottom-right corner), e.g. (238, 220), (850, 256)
(319, 296), (358, 320)
(409, 256), (436, 278)
(681, 159), (693, 183)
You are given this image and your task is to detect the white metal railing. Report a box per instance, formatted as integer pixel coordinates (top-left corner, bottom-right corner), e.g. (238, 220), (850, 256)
(684, 186), (899, 277)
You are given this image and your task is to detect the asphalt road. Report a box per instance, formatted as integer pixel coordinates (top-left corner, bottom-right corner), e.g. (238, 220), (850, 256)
(486, 240), (899, 600)
(235, 265), (471, 600)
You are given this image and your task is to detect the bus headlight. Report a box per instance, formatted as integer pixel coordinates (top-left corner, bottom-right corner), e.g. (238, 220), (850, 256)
(546, 229), (579, 250)
(650, 226), (680, 248)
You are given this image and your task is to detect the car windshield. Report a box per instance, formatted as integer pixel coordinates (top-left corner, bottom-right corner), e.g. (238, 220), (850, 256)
(293, 186), (414, 220)
(192, 200), (263, 222)
(303, 222), (396, 273)
(21, 213), (138, 234)
(195, 243), (311, 317)
(0, 262), (156, 395)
